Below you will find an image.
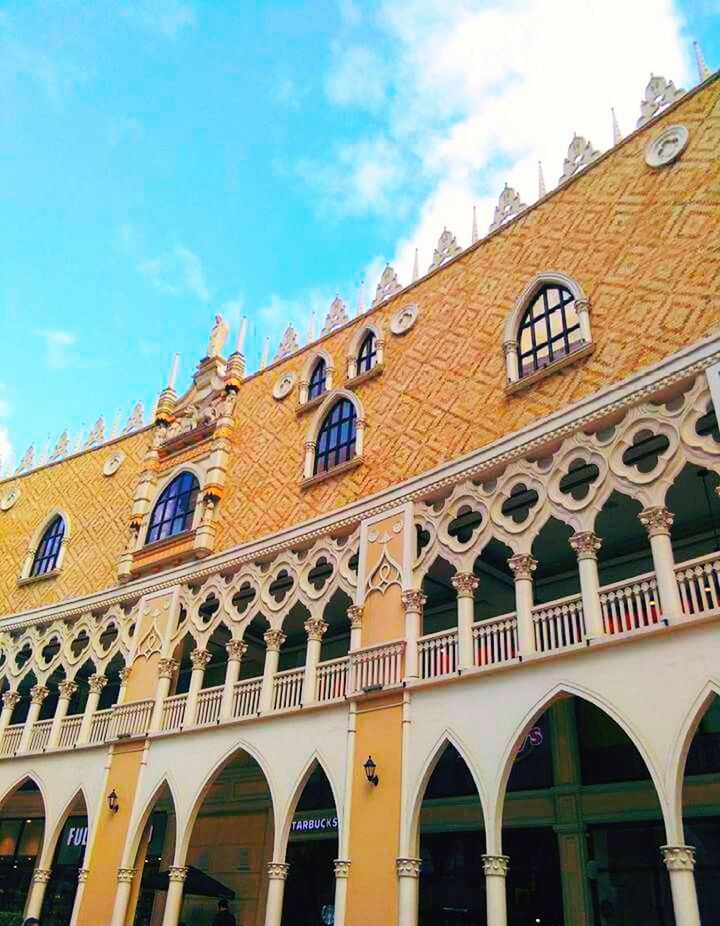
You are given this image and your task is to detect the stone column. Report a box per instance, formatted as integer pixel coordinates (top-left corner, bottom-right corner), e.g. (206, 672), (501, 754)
(161, 865), (188, 926)
(260, 631), (286, 714)
(452, 574), (479, 670)
(19, 685), (49, 753)
(264, 861), (289, 926)
(347, 605), (363, 651)
(333, 859), (350, 926)
(503, 340), (520, 382)
(24, 867), (52, 918)
(401, 591), (426, 680)
(483, 854), (509, 926)
(660, 846), (701, 926)
(569, 532), (604, 637)
(640, 507), (684, 620)
(118, 667), (132, 704)
(149, 659), (178, 732)
(575, 298), (591, 343)
(303, 440), (317, 479)
(68, 867), (89, 926)
(183, 649), (212, 727)
(396, 857), (421, 926)
(77, 674), (108, 745)
(48, 680), (78, 749)
(0, 692), (21, 750)
(220, 640), (247, 720)
(302, 617), (328, 705)
(109, 868), (136, 926)
(507, 554), (537, 657)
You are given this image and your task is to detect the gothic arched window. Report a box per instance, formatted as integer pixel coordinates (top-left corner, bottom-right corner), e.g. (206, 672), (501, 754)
(146, 472), (200, 545)
(30, 516), (65, 577)
(517, 283), (581, 378)
(308, 358), (328, 401)
(357, 332), (378, 375)
(314, 399), (358, 475)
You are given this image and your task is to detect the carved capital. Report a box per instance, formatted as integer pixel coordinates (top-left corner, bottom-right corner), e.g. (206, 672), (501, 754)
(30, 685), (49, 705)
(304, 618), (329, 642)
(267, 861), (290, 880)
(226, 639), (248, 661)
(117, 867), (136, 883)
(661, 845), (696, 871)
(157, 658), (178, 679)
(168, 865), (188, 883)
(333, 858), (351, 879)
(58, 680), (78, 700)
(574, 297), (590, 315)
(507, 554), (537, 581)
(482, 854), (510, 877)
(88, 674), (108, 694)
(119, 667), (132, 684)
(77, 868), (90, 883)
(401, 590), (427, 613)
(396, 857), (421, 878)
(32, 867), (52, 883)
(347, 605), (364, 630)
(451, 573), (480, 597)
(263, 630), (287, 652)
(502, 339), (518, 357)
(569, 531), (602, 560)
(639, 506), (674, 537)
(2, 692), (21, 710)
(190, 648), (212, 671)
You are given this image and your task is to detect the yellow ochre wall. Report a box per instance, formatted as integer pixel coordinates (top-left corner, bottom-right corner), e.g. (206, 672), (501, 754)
(1, 78), (719, 617)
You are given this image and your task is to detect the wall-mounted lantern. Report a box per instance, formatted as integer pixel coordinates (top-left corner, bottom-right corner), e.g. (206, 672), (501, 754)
(363, 755), (379, 786)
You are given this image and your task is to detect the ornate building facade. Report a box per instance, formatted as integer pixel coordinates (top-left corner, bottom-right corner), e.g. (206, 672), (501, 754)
(0, 70), (718, 926)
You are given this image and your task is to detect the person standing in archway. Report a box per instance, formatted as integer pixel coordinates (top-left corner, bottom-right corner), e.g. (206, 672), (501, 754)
(212, 898), (237, 926)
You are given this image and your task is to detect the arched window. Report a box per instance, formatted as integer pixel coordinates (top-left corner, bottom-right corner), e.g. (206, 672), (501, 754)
(517, 283), (581, 378)
(30, 516), (65, 577)
(357, 332), (377, 375)
(314, 400), (357, 475)
(308, 358), (327, 401)
(146, 472), (200, 545)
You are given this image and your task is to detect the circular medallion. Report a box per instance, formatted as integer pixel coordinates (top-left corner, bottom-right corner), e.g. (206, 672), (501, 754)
(0, 488), (21, 511)
(390, 303), (419, 336)
(103, 450), (126, 477)
(273, 371), (296, 401)
(645, 124), (689, 168)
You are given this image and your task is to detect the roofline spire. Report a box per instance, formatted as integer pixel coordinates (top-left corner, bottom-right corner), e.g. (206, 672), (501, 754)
(694, 40), (711, 81)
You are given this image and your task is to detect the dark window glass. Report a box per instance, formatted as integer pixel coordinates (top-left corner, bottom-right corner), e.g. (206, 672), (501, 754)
(146, 472), (199, 545)
(30, 516), (65, 577)
(314, 400), (357, 475)
(308, 359), (327, 400)
(517, 283), (581, 377)
(357, 332), (377, 374)
(621, 429), (670, 474)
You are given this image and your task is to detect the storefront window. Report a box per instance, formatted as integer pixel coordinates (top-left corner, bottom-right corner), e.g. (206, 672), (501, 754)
(0, 817), (44, 919)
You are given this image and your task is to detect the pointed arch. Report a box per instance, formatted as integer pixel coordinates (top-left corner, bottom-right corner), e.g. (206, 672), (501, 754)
(0, 770), (49, 813)
(347, 323), (384, 379)
(303, 390), (365, 480)
(41, 785), (90, 870)
(299, 349), (334, 404)
(122, 774), (180, 870)
(277, 751), (341, 859)
(144, 469), (201, 546)
(20, 509), (71, 580)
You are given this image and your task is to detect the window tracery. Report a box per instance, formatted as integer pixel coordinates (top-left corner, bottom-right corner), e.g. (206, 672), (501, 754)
(146, 472), (200, 545)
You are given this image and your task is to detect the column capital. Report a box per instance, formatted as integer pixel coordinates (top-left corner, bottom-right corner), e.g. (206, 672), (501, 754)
(264, 629), (287, 652)
(190, 648), (212, 671)
(347, 605), (364, 629)
(77, 867), (90, 883)
(88, 674), (108, 694)
(2, 691), (21, 709)
(157, 658), (179, 679)
(117, 867), (136, 883)
(226, 639), (248, 661)
(168, 865), (189, 883)
(507, 554), (538, 581)
(119, 667), (132, 684)
(569, 531), (602, 560)
(58, 680), (78, 700)
(451, 573), (480, 597)
(304, 618), (329, 642)
(30, 685), (50, 705)
(267, 861), (290, 880)
(396, 857), (421, 878)
(333, 858), (351, 879)
(660, 845), (696, 871)
(32, 867), (52, 883)
(502, 339), (518, 356)
(482, 854), (510, 877)
(639, 506), (674, 537)
(401, 589), (427, 613)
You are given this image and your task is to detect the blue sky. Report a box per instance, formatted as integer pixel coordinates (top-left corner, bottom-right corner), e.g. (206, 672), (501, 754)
(1, 0), (717, 467)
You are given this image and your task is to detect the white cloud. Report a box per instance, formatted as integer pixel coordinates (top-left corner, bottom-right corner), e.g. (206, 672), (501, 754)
(325, 45), (389, 109)
(120, 1), (197, 39)
(38, 330), (78, 370)
(138, 245), (211, 301)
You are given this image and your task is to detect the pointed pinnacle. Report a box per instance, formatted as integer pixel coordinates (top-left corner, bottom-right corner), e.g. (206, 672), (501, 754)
(357, 280), (366, 316)
(260, 337), (269, 370)
(307, 309), (315, 342)
(538, 161), (546, 198)
(694, 41), (711, 81)
(412, 248), (420, 281)
(471, 206), (478, 244)
(611, 107), (622, 145)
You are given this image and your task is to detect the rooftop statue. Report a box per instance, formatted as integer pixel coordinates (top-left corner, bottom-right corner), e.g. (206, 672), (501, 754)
(207, 314), (229, 359)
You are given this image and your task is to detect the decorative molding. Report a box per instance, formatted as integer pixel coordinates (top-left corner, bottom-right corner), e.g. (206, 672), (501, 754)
(645, 124), (689, 168)
(273, 372), (296, 401)
(157, 658), (179, 679)
(263, 630), (287, 652)
(559, 134), (600, 182)
(401, 590), (427, 613)
(390, 303), (419, 336)
(569, 531), (602, 560)
(168, 865), (189, 883)
(190, 648), (212, 671)
(660, 845), (696, 871)
(88, 674), (108, 694)
(30, 685), (49, 705)
(2, 692), (21, 709)
(321, 296), (350, 336)
(103, 451), (126, 477)
(637, 75), (685, 128)
(639, 506), (674, 537)
(117, 867), (136, 883)
(507, 554), (538, 581)
(304, 618), (328, 642)
(267, 861), (290, 880)
(347, 605), (364, 629)
(373, 265), (401, 306)
(429, 228), (461, 271)
(0, 488), (21, 512)
(333, 858), (351, 878)
(58, 680), (78, 699)
(77, 868), (90, 883)
(482, 854), (510, 876)
(32, 868), (52, 884)
(489, 184), (526, 232)
(275, 326), (299, 361)
(451, 573), (480, 597)
(396, 857), (421, 878)
(226, 639), (249, 660)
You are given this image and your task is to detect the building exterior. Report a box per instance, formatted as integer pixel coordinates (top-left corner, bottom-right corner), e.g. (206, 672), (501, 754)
(0, 69), (718, 926)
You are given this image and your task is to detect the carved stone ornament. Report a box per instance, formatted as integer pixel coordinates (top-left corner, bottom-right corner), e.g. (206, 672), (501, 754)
(226, 639), (249, 660)
(304, 618), (329, 642)
(207, 314), (229, 358)
(263, 629), (287, 652)
(77, 868), (90, 883)
(2, 692), (21, 709)
(30, 685), (49, 705)
(158, 658), (179, 679)
(507, 554), (538, 581)
(103, 450), (126, 477)
(333, 858), (351, 878)
(660, 845), (696, 871)
(482, 854), (510, 877)
(84, 417), (105, 449)
(645, 124), (689, 168)
(267, 861), (290, 880)
(272, 371), (296, 401)
(347, 605), (364, 629)
(138, 627), (162, 659)
(117, 867), (136, 883)
(119, 667), (132, 684)
(88, 674), (108, 694)
(0, 488), (21, 512)
(429, 228), (461, 271)
(639, 506), (674, 537)
(401, 590), (427, 613)
(123, 402), (144, 434)
(58, 680), (78, 700)
(390, 303), (419, 336)
(489, 185), (527, 232)
(559, 134), (600, 183)
(15, 445), (34, 475)
(396, 857), (422, 878)
(451, 573), (480, 598)
(321, 296), (350, 336)
(637, 75), (685, 128)
(569, 531), (602, 560)
(49, 431), (69, 462)
(275, 325), (299, 361)
(373, 265), (401, 306)
(168, 866), (189, 883)
(190, 648), (212, 671)
(32, 868), (52, 884)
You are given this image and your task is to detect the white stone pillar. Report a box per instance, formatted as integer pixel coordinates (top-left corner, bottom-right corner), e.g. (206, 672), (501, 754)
(661, 846), (701, 926)
(68, 867), (89, 926)
(109, 868), (136, 926)
(575, 297), (591, 343)
(401, 590), (426, 680)
(508, 555), (537, 656)
(48, 680), (78, 749)
(0, 692), (21, 750)
(640, 507), (684, 620)
(183, 649), (212, 727)
(77, 674), (108, 745)
(19, 685), (49, 753)
(118, 667), (132, 705)
(302, 617), (328, 705)
(220, 640), (247, 720)
(452, 573), (479, 669)
(483, 854), (509, 926)
(503, 340), (520, 382)
(333, 859), (350, 926)
(25, 867), (52, 918)
(347, 605), (363, 651)
(264, 861), (289, 926)
(397, 857), (421, 926)
(161, 865), (188, 926)
(259, 630), (286, 714)
(569, 532), (605, 637)
(149, 659), (178, 732)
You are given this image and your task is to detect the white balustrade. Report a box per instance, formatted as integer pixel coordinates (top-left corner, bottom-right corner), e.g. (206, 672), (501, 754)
(599, 571), (660, 634)
(58, 715), (83, 750)
(0, 724), (23, 756)
(349, 640), (405, 694)
(533, 595), (586, 652)
(272, 667), (304, 711)
(196, 686), (223, 726)
(472, 614), (518, 667)
(89, 708), (113, 744)
(109, 699), (153, 739)
(418, 629), (459, 679)
(161, 693), (188, 731)
(675, 552), (720, 616)
(315, 657), (349, 702)
(28, 719), (53, 753)
(232, 678), (262, 718)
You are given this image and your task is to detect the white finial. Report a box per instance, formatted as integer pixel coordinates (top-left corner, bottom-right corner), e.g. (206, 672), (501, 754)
(611, 108), (622, 145)
(471, 206), (478, 244)
(110, 408), (122, 439)
(307, 309), (315, 342)
(235, 316), (248, 354)
(72, 427), (84, 454)
(538, 161), (546, 198)
(37, 436), (51, 467)
(412, 248), (420, 281)
(694, 41), (711, 81)
(167, 352), (180, 391)
(260, 336), (269, 370)
(357, 280), (366, 316)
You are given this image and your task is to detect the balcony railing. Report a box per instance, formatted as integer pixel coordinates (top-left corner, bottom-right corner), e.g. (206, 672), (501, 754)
(89, 708), (112, 744)
(533, 594), (586, 652)
(58, 715), (83, 750)
(233, 678), (261, 718)
(676, 551), (720, 615)
(196, 686), (223, 726)
(28, 719), (53, 753)
(161, 693), (187, 732)
(108, 699), (153, 739)
(273, 667), (304, 711)
(473, 613), (518, 667)
(600, 572), (660, 634)
(418, 629), (458, 679)
(349, 640), (405, 695)
(316, 657), (349, 702)
(0, 724), (23, 757)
